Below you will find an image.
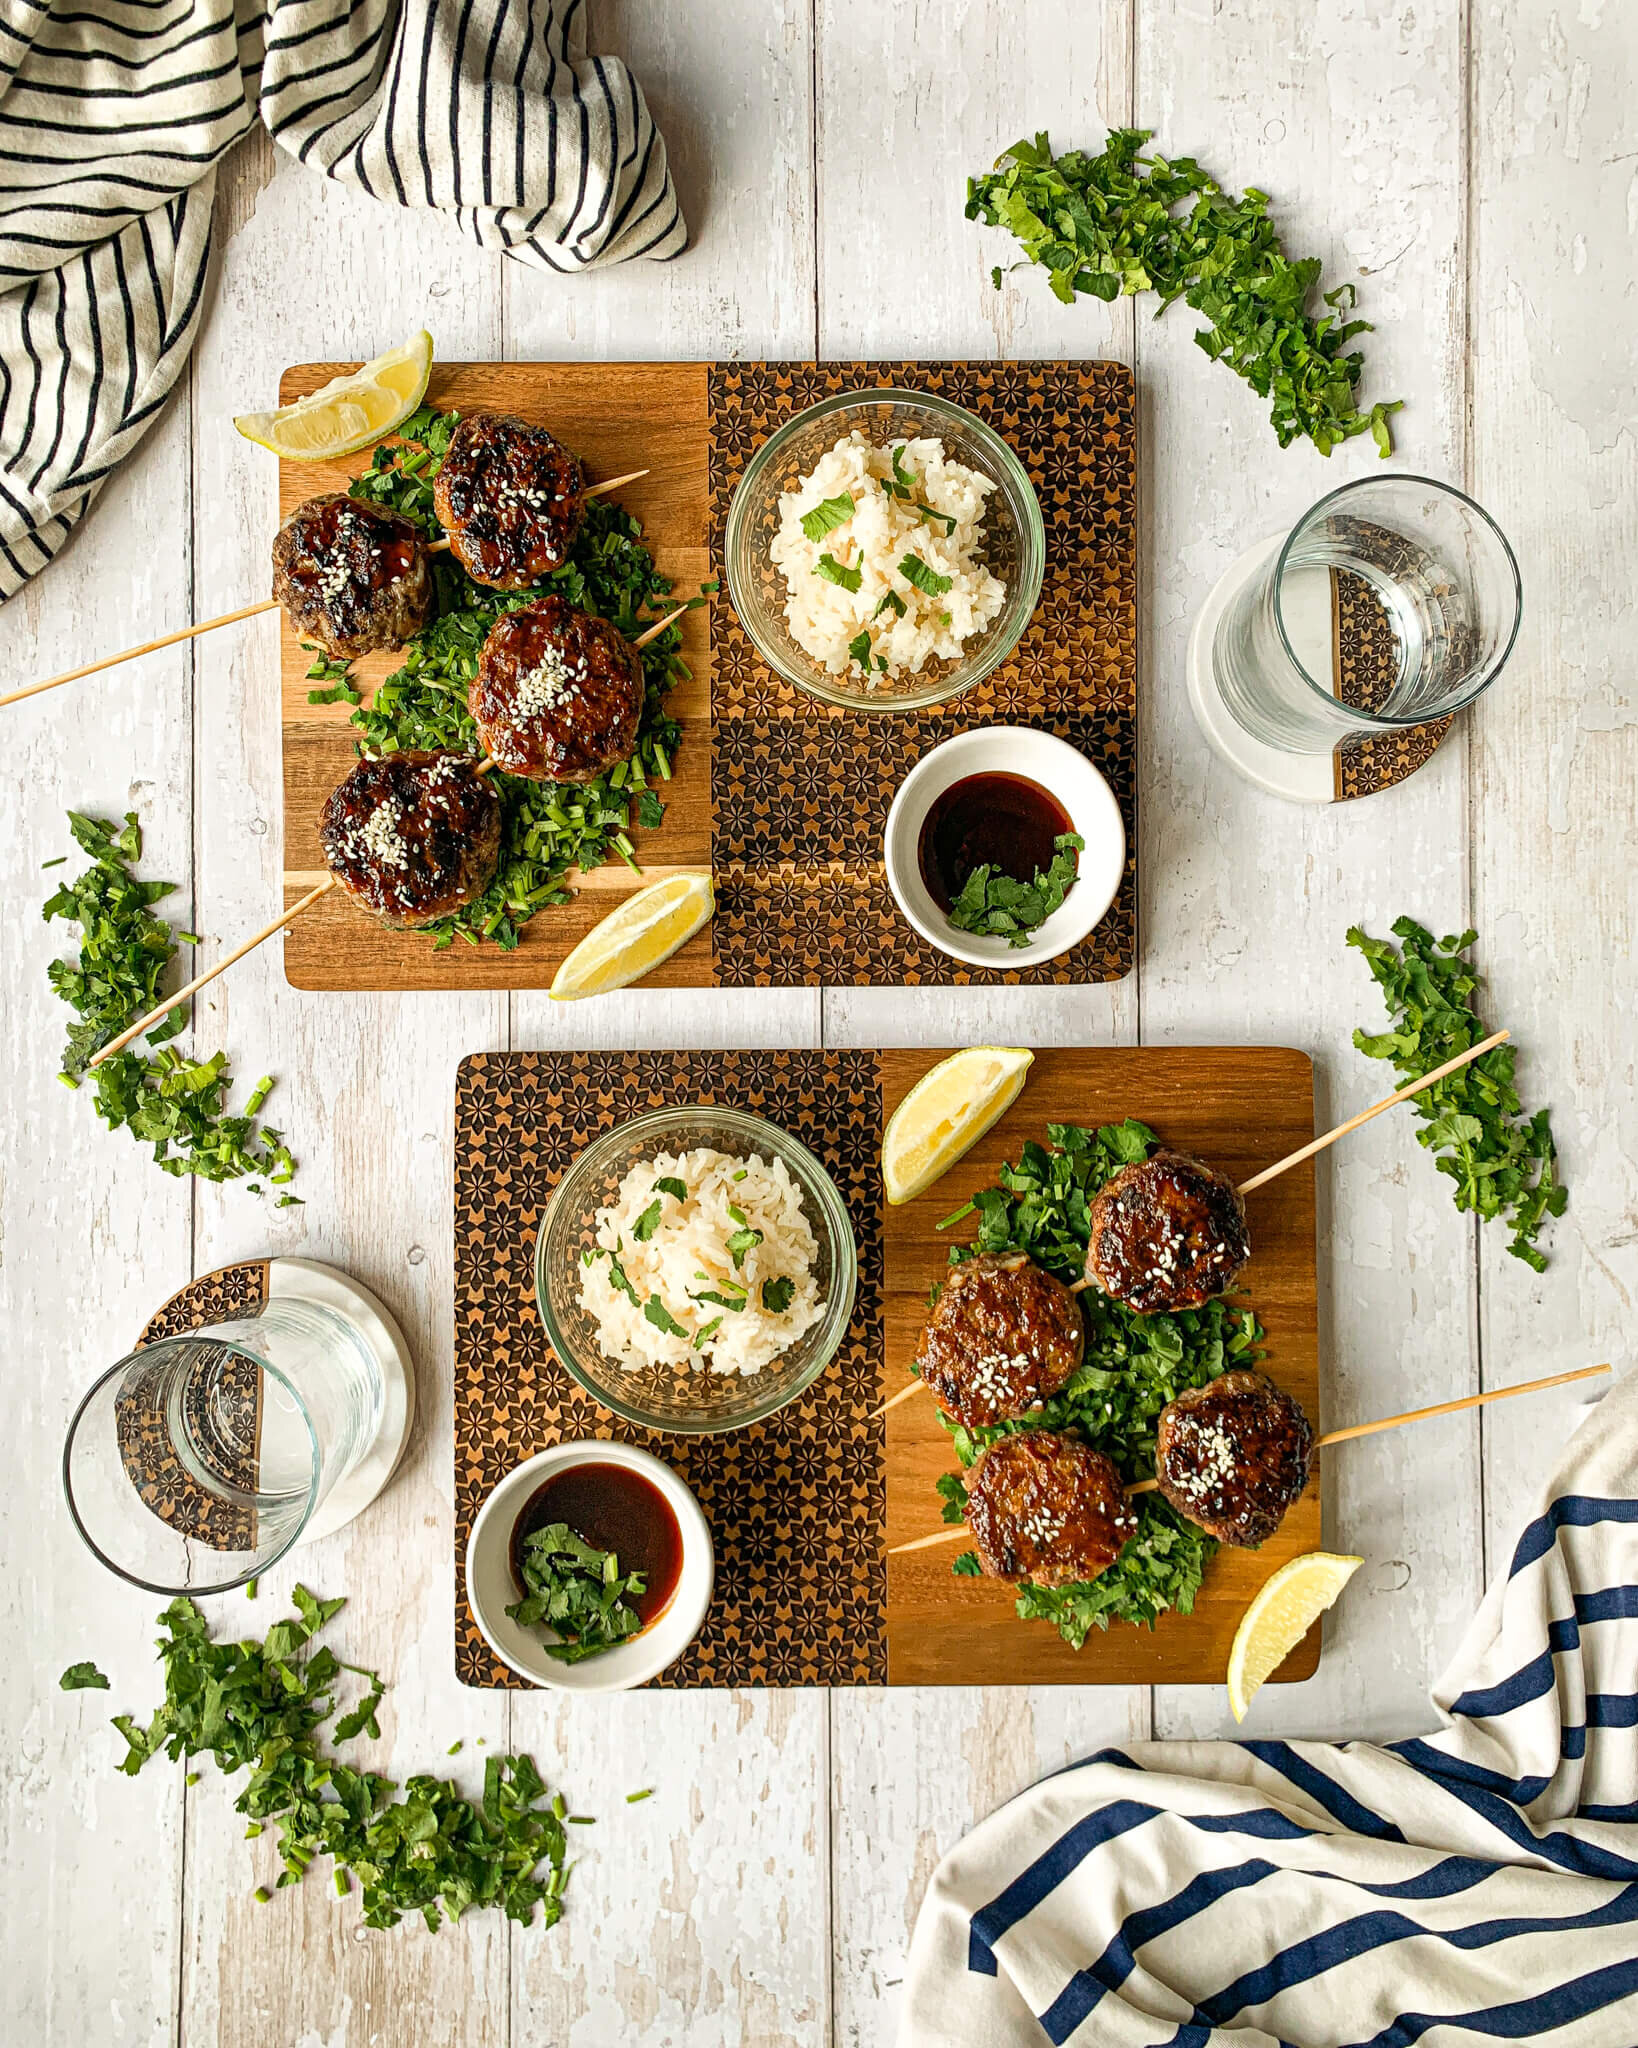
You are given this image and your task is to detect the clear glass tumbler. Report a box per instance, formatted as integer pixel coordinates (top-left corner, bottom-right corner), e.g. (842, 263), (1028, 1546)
(1210, 474), (1523, 754)
(63, 1296), (385, 1595)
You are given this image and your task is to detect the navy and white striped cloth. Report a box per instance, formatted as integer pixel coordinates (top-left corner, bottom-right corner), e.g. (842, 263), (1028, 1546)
(900, 1368), (1638, 2046)
(0, 0), (684, 596)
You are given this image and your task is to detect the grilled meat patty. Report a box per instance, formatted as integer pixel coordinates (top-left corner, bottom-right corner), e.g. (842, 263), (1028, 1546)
(966, 1431), (1136, 1588)
(432, 413), (585, 589)
(319, 750), (501, 929)
(470, 595), (643, 784)
(1084, 1148), (1251, 1315)
(1154, 1368), (1314, 1547)
(914, 1252), (1085, 1429)
(271, 492), (432, 657)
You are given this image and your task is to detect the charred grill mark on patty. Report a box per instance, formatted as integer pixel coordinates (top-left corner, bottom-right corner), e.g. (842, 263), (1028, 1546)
(1154, 1368), (1314, 1547)
(431, 413), (585, 589)
(914, 1252), (1086, 1429)
(469, 595), (643, 785)
(966, 1431), (1136, 1588)
(319, 750), (501, 928)
(271, 493), (433, 657)
(1084, 1148), (1251, 1315)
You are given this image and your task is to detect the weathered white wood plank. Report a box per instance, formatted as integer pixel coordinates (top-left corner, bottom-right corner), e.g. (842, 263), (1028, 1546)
(0, 396), (197, 2048)
(813, 9), (1148, 2042)
(1467, 4), (1638, 1567)
(501, 12), (828, 2046)
(1136, 0), (1483, 1741)
(177, 134), (517, 2047)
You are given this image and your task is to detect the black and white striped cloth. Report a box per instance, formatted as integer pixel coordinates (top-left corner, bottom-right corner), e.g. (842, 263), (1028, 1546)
(900, 1368), (1638, 2046)
(0, 0), (685, 596)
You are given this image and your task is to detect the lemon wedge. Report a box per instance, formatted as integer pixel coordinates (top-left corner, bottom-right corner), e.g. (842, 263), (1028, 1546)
(234, 331), (434, 460)
(1227, 1551), (1362, 1721)
(549, 872), (714, 1001)
(881, 1047), (1034, 1206)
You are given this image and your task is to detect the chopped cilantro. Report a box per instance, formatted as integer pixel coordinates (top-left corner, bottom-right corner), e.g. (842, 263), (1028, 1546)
(898, 554), (952, 598)
(816, 552), (863, 593)
(59, 1661), (109, 1691)
(761, 1277), (795, 1313)
(945, 832), (1084, 948)
(799, 492), (855, 542)
(1349, 918), (1564, 1269)
(643, 1295), (688, 1338)
(507, 1525), (647, 1664)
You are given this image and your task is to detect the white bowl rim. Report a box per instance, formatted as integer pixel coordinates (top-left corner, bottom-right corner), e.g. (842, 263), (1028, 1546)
(882, 726), (1127, 968)
(465, 1440), (714, 1693)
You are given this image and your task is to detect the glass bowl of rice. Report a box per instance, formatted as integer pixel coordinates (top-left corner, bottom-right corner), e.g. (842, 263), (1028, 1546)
(723, 388), (1044, 713)
(534, 1105), (859, 1434)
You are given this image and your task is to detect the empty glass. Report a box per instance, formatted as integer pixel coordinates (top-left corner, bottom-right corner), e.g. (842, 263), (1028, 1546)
(63, 1295), (386, 1595)
(1210, 475), (1523, 754)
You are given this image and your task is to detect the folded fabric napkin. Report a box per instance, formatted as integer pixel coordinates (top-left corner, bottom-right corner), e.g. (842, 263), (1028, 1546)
(900, 1367), (1638, 2046)
(0, 0), (685, 597)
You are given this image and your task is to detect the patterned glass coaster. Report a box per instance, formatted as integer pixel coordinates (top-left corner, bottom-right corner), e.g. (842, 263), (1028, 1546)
(453, 1051), (885, 1689)
(127, 1262), (272, 1553)
(706, 360), (1137, 983)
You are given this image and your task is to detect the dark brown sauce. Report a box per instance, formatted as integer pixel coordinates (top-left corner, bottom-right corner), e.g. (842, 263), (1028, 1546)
(916, 771), (1075, 911)
(509, 1461), (683, 1627)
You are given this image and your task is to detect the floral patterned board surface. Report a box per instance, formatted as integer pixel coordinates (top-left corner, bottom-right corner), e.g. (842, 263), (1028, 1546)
(453, 1051), (885, 1689)
(708, 360), (1137, 985)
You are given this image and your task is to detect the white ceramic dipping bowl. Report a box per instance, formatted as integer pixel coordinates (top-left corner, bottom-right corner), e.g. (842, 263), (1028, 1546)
(465, 1441), (714, 1692)
(883, 726), (1126, 969)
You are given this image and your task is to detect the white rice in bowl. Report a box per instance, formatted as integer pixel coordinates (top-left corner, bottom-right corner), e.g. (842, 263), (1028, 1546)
(768, 431), (1005, 683)
(578, 1147), (826, 1376)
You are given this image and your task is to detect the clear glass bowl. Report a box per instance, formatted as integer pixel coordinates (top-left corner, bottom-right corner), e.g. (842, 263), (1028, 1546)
(723, 387), (1045, 713)
(534, 1105), (859, 1434)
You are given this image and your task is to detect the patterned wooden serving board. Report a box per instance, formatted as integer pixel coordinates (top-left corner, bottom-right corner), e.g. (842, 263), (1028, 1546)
(277, 358), (1136, 991)
(453, 1046), (1320, 1690)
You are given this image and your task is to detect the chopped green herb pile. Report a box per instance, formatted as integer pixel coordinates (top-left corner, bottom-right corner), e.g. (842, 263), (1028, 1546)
(967, 129), (1402, 457)
(1349, 917), (1565, 1270)
(945, 833), (1084, 948)
(934, 1120), (1264, 1645)
(342, 405), (707, 952)
(98, 1588), (576, 1930)
(43, 813), (298, 1195)
(507, 1525), (647, 1664)
(59, 1661), (109, 1691)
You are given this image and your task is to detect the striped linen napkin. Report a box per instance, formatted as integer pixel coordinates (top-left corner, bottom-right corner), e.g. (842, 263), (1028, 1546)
(0, 0), (685, 597)
(899, 1366), (1638, 2046)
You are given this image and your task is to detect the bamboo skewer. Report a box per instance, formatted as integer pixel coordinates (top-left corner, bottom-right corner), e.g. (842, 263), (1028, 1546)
(4, 471), (652, 709)
(89, 879), (335, 1066)
(86, 595), (706, 1065)
(1234, 1027), (1511, 1196)
(1, 600), (281, 708)
(886, 1363), (1612, 1555)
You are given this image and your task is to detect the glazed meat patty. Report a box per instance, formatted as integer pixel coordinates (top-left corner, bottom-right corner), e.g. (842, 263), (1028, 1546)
(966, 1431), (1137, 1589)
(1084, 1149), (1251, 1315)
(271, 493), (433, 657)
(432, 413), (585, 589)
(1154, 1369), (1314, 1547)
(914, 1252), (1085, 1429)
(470, 595), (643, 784)
(319, 750), (501, 929)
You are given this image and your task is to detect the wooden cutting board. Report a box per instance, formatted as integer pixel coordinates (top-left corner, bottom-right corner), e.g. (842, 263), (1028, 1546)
(452, 1045), (1320, 1689)
(882, 1046), (1320, 1686)
(277, 358), (1137, 991)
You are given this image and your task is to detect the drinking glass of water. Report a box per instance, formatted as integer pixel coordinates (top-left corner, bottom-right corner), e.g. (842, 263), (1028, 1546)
(1208, 474), (1523, 756)
(63, 1288), (396, 1596)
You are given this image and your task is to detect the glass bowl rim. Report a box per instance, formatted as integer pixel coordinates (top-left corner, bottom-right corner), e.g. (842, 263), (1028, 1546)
(723, 385), (1046, 715)
(1273, 470), (1524, 729)
(533, 1103), (861, 1435)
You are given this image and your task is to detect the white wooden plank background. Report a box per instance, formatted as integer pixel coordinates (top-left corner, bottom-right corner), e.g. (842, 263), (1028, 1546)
(2, 3), (1633, 2043)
